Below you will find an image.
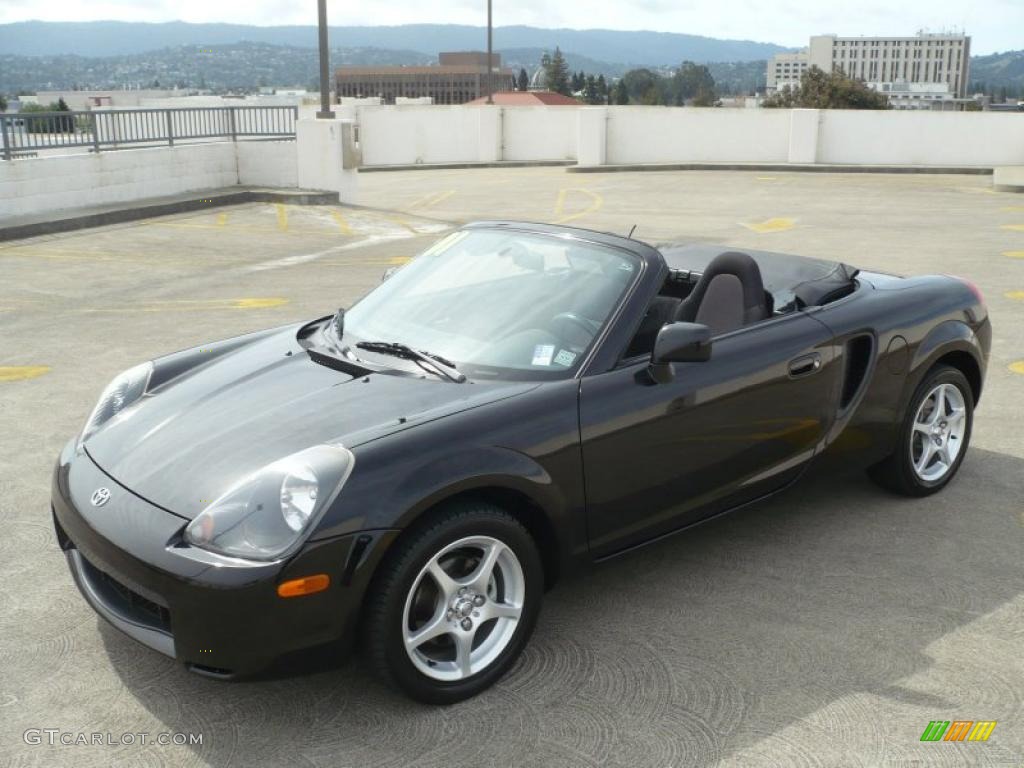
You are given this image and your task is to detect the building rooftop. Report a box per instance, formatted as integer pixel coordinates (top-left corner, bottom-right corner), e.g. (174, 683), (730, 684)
(465, 90), (580, 106)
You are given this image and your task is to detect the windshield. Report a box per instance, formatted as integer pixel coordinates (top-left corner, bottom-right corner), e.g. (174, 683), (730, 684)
(340, 228), (641, 381)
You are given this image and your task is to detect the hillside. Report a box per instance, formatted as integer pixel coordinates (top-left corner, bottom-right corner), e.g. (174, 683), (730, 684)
(0, 21), (788, 65)
(969, 49), (1024, 95)
(0, 42), (773, 94)
(0, 43), (432, 93)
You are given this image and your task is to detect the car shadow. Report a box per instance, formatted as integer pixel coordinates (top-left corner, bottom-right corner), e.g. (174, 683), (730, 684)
(104, 447), (1024, 767)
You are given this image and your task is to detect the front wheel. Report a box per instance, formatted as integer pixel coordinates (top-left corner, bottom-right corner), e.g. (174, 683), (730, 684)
(362, 502), (543, 704)
(868, 365), (974, 496)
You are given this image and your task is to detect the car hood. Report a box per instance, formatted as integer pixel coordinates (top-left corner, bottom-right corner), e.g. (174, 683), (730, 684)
(85, 326), (537, 518)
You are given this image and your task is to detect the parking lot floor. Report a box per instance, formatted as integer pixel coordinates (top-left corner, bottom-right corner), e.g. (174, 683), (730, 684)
(1, 167), (1022, 767)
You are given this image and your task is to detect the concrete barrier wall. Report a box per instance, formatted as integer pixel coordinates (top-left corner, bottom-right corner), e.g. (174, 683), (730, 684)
(604, 107), (792, 164)
(502, 107), (578, 162)
(351, 105), (1023, 169)
(237, 140), (299, 187)
(818, 111), (1024, 166)
(0, 142), (267, 219)
(358, 105), (483, 166)
(5, 108), (1024, 222)
(357, 105), (579, 165)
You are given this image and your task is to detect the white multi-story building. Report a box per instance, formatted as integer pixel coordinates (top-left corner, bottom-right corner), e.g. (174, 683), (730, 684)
(871, 81), (959, 110)
(766, 52), (810, 93)
(767, 31), (971, 102)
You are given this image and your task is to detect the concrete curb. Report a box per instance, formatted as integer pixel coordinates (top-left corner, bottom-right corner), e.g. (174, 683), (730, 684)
(568, 163), (995, 175)
(360, 160), (575, 172)
(0, 187), (338, 242)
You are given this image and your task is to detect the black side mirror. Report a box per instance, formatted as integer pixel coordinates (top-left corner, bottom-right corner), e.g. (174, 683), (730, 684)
(649, 322), (712, 383)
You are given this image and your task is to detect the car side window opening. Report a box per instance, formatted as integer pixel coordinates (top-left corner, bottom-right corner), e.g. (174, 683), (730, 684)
(624, 251), (857, 360)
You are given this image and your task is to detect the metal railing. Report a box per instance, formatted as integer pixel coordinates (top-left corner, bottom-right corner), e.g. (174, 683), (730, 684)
(0, 106), (299, 160)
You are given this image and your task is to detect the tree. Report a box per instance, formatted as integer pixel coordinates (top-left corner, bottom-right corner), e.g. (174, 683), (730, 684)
(672, 61), (716, 106)
(21, 101), (73, 132)
(517, 67), (529, 92)
(596, 74), (608, 103)
(622, 68), (664, 105)
(0, 94), (6, 113)
(584, 75), (602, 105)
(762, 66), (890, 109)
(611, 79), (630, 105)
(544, 47), (571, 96)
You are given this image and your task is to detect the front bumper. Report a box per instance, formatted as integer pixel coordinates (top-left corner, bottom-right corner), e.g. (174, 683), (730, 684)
(52, 441), (396, 677)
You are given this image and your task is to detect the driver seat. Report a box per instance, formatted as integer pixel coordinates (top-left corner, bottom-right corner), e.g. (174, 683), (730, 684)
(675, 251), (769, 336)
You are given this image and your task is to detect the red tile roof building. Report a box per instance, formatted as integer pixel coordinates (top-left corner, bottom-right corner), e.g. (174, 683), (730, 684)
(466, 91), (581, 106)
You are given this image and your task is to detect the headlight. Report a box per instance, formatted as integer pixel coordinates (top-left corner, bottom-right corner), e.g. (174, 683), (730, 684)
(79, 361), (153, 446)
(184, 444), (355, 561)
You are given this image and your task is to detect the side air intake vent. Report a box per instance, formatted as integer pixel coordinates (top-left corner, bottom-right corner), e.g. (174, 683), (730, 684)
(840, 335), (874, 410)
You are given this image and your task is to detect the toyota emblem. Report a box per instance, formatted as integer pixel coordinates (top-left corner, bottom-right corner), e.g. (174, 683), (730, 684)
(91, 487), (111, 507)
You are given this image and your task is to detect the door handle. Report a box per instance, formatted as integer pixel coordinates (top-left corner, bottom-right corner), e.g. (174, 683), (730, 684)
(788, 353), (822, 378)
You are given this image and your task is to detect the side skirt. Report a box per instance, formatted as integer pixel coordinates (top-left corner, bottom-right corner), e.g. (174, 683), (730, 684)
(592, 466), (808, 564)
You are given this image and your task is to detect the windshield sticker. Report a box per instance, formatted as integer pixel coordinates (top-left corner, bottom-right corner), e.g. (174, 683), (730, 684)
(554, 349), (577, 367)
(532, 344), (555, 367)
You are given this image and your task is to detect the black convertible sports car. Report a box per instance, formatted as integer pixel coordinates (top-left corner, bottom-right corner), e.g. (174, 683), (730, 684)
(52, 221), (990, 703)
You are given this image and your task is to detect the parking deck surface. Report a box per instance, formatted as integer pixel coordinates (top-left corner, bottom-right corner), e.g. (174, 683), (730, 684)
(1, 168), (1022, 767)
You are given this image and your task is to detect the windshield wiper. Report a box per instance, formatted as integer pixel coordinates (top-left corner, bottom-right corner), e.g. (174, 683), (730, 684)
(355, 341), (467, 383)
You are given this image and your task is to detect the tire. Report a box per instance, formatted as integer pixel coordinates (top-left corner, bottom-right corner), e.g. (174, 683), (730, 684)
(868, 364), (974, 497)
(362, 500), (543, 704)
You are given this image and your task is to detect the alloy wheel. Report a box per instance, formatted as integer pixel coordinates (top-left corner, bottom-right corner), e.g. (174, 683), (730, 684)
(910, 382), (967, 482)
(401, 536), (524, 682)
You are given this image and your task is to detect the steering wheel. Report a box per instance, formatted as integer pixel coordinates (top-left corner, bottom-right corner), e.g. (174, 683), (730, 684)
(551, 312), (600, 342)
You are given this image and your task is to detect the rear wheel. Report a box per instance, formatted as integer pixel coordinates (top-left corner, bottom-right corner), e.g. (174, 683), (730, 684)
(363, 502), (543, 704)
(868, 365), (973, 496)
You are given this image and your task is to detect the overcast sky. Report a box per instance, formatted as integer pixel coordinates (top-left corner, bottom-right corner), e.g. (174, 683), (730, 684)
(1, 0), (1019, 55)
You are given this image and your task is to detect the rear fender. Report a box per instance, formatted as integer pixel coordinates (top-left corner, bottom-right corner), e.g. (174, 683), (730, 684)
(903, 319), (983, 409)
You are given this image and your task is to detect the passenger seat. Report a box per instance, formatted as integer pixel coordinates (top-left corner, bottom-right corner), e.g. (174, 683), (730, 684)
(675, 251), (769, 336)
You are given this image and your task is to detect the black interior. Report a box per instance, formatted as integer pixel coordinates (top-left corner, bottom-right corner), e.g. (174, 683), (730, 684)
(675, 251), (771, 334)
(625, 249), (856, 359)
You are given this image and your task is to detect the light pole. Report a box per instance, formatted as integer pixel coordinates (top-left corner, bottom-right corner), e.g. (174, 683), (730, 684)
(486, 0), (494, 104)
(317, 0), (336, 118)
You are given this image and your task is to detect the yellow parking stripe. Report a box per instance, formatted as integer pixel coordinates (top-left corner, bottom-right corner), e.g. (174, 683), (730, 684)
(331, 210), (353, 236)
(1006, 291), (1024, 300)
(85, 298), (289, 313)
(0, 366), (51, 382)
(553, 188), (604, 225)
(1001, 224), (1024, 232)
(422, 190), (455, 208)
(742, 218), (797, 234)
(1003, 251), (1024, 259)
(376, 214), (419, 234)
(275, 204), (289, 232)
(1010, 361), (1024, 375)
(409, 190), (456, 209)
(231, 298), (289, 309)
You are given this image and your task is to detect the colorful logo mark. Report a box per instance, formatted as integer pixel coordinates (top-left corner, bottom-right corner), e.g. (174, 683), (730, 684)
(920, 720), (997, 742)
